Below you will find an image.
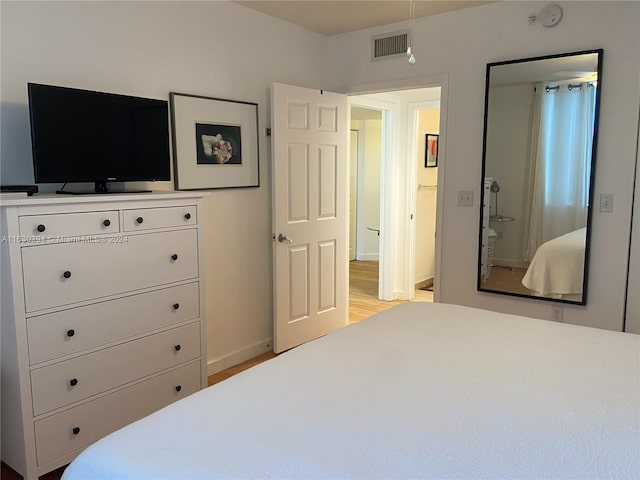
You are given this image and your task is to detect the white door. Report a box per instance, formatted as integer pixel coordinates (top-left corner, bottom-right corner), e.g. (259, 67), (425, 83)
(272, 82), (348, 353)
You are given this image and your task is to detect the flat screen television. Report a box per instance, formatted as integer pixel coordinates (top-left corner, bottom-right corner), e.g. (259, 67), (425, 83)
(28, 83), (171, 194)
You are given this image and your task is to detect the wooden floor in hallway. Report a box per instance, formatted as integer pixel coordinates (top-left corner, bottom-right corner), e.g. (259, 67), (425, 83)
(349, 260), (433, 323)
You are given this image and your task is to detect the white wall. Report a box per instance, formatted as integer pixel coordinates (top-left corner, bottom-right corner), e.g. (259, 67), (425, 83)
(0, 1), (329, 372)
(414, 108), (438, 283)
(328, 1), (640, 331)
(485, 84), (534, 268)
(2, 1), (637, 365)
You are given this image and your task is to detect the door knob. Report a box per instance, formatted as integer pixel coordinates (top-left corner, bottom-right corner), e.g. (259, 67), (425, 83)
(277, 233), (293, 243)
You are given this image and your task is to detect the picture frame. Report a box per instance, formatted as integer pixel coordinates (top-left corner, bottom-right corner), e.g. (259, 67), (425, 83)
(425, 133), (439, 168)
(170, 92), (260, 190)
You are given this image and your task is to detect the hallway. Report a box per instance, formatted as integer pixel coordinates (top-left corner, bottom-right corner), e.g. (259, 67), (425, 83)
(349, 260), (433, 323)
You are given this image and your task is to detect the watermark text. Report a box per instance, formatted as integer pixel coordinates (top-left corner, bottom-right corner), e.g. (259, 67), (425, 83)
(1, 235), (129, 245)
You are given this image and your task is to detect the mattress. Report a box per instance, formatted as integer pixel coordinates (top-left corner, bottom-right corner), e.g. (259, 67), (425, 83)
(522, 228), (586, 296)
(62, 302), (640, 479)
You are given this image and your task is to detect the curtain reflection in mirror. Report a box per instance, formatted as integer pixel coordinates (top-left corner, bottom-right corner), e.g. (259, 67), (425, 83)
(524, 81), (597, 261)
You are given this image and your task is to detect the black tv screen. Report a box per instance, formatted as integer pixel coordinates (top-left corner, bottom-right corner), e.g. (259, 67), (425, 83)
(28, 83), (170, 193)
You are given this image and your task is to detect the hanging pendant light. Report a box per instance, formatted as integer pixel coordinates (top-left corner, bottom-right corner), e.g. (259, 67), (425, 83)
(407, 46), (416, 64)
(407, 0), (416, 64)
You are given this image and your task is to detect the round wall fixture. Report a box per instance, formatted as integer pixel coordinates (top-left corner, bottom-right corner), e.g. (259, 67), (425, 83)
(539, 4), (563, 27)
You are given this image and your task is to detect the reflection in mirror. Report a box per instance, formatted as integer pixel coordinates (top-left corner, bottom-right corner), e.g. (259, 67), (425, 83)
(478, 50), (603, 305)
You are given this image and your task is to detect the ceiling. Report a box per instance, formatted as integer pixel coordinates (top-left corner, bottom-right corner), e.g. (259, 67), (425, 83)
(490, 53), (600, 87)
(351, 106), (382, 120)
(234, 1), (495, 36)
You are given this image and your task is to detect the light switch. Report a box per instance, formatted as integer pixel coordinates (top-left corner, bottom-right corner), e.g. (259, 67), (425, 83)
(599, 193), (614, 213)
(457, 191), (473, 207)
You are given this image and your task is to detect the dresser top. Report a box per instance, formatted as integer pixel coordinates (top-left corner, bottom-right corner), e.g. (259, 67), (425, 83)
(0, 190), (210, 207)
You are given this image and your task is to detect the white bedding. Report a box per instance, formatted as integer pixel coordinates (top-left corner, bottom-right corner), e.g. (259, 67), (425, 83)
(522, 228), (586, 296)
(63, 302), (639, 480)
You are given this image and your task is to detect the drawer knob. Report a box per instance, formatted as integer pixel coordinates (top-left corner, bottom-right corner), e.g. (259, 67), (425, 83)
(63, 271), (72, 279)
(173, 303), (180, 310)
(184, 213), (191, 220)
(67, 329), (75, 337)
(136, 216), (144, 224)
(174, 344), (181, 352)
(171, 254), (178, 261)
(102, 219), (111, 227)
(175, 385), (182, 392)
(37, 224), (46, 233)
(70, 378), (78, 387)
(72, 427), (80, 435)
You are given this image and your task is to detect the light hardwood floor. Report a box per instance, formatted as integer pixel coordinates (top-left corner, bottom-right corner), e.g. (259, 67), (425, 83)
(208, 351), (277, 386)
(349, 260), (433, 322)
(481, 265), (534, 296)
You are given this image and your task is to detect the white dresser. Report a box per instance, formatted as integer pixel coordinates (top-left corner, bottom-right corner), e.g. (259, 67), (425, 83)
(1, 192), (208, 479)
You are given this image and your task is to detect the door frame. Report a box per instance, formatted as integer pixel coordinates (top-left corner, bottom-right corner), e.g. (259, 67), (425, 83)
(349, 129), (359, 262)
(348, 94), (399, 300)
(405, 99), (442, 300)
(345, 74), (449, 303)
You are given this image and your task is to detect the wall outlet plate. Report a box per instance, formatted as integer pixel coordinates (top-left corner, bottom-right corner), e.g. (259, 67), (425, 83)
(552, 306), (563, 322)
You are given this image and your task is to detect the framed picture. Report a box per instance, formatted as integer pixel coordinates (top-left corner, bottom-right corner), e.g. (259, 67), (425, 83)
(425, 133), (439, 168)
(170, 92), (259, 189)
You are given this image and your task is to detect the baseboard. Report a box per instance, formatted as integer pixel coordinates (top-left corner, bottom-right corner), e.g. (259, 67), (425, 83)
(415, 277), (434, 290)
(207, 339), (273, 376)
(356, 253), (379, 261)
(492, 258), (529, 269)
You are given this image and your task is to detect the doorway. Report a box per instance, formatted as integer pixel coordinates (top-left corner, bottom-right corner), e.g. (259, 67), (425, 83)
(348, 87), (440, 321)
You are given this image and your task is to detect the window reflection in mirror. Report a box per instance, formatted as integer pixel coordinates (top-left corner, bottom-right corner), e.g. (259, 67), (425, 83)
(478, 50), (603, 305)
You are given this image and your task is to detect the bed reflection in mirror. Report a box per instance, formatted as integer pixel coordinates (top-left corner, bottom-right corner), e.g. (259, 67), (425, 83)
(478, 50), (603, 305)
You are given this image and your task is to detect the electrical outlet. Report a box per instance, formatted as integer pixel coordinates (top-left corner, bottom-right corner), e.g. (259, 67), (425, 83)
(552, 306), (563, 323)
(457, 190), (473, 207)
(599, 193), (614, 213)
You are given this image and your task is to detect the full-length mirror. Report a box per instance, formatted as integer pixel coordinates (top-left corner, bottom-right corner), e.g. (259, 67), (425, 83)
(478, 49), (603, 305)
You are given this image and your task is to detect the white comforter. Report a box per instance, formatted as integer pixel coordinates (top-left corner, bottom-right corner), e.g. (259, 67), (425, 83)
(522, 228), (586, 296)
(63, 302), (639, 479)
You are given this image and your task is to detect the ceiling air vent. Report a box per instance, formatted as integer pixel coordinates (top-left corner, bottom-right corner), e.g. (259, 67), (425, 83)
(371, 30), (410, 61)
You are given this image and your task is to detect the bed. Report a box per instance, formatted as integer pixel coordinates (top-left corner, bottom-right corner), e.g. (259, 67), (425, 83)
(522, 228), (586, 297)
(62, 302), (639, 480)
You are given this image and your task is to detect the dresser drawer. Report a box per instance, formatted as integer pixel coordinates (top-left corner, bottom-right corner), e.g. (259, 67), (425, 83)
(27, 282), (200, 365)
(19, 211), (120, 238)
(34, 360), (201, 466)
(31, 322), (201, 415)
(123, 205), (196, 231)
(22, 228), (198, 312)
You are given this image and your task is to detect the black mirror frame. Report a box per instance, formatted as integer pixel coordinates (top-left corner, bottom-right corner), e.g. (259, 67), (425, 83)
(476, 49), (604, 306)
